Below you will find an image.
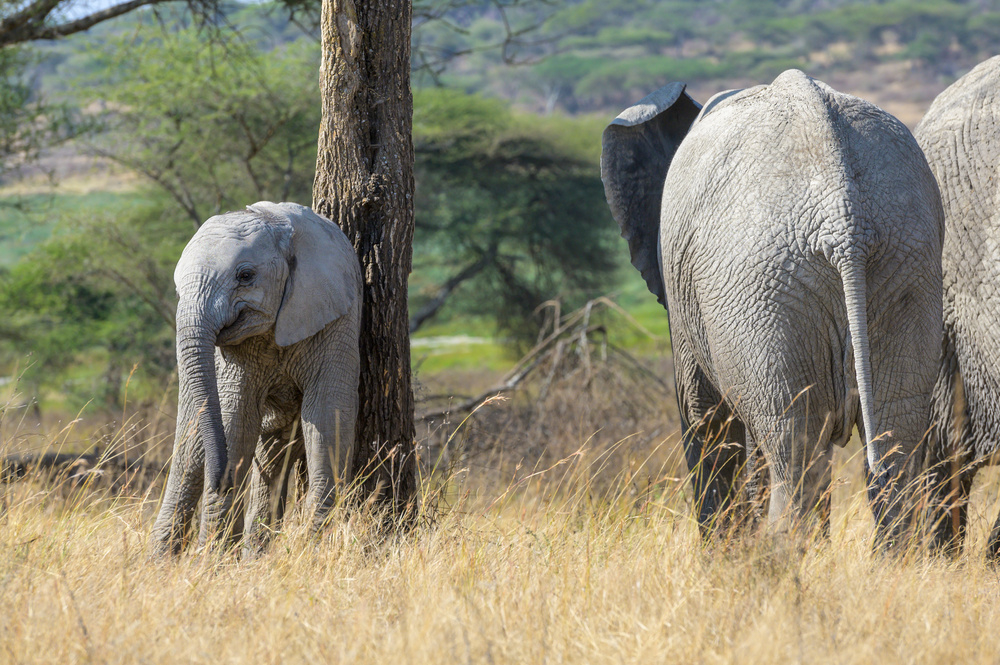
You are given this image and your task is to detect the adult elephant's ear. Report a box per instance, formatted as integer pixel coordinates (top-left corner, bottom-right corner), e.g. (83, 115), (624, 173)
(601, 83), (701, 307)
(249, 201), (362, 347)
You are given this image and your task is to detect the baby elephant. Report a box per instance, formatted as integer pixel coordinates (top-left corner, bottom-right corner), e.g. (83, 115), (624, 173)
(151, 201), (362, 556)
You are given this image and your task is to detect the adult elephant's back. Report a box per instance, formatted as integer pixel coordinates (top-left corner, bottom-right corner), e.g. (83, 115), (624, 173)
(661, 70), (942, 469)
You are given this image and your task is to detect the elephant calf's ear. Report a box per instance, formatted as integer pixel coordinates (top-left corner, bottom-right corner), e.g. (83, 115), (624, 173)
(249, 202), (361, 347)
(601, 82), (701, 307)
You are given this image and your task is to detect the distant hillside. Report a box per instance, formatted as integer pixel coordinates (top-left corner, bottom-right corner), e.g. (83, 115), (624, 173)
(21, 0), (1000, 126)
(414, 0), (1000, 125)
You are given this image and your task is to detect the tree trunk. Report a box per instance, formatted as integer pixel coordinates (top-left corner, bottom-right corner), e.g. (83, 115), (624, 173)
(312, 0), (417, 515)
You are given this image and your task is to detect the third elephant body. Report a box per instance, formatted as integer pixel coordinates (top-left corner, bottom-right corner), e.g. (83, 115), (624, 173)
(916, 55), (1000, 558)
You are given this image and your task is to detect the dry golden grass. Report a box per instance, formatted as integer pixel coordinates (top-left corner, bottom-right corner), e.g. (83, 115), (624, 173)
(1, 418), (1000, 664)
(3, 355), (1000, 665)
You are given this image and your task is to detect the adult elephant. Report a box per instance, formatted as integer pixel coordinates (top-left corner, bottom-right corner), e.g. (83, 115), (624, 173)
(601, 70), (943, 546)
(151, 201), (362, 556)
(915, 56), (1000, 558)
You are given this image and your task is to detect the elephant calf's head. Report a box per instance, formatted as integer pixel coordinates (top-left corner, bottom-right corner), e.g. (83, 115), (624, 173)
(175, 201), (357, 347)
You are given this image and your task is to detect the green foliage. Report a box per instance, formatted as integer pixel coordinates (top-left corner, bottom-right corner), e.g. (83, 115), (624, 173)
(0, 48), (34, 175)
(412, 89), (511, 145)
(73, 18), (321, 225)
(0, 192), (136, 267)
(533, 54), (607, 88)
(562, 26), (677, 51)
(411, 88), (620, 346)
(574, 56), (725, 99)
(0, 195), (185, 408)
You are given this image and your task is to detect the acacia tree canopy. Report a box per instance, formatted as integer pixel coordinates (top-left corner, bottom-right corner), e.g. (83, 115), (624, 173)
(75, 20), (320, 227)
(410, 88), (618, 339)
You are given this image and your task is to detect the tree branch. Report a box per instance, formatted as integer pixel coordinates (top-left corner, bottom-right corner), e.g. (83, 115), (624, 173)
(0, 0), (62, 45)
(0, 0), (162, 47)
(86, 143), (203, 227)
(409, 246), (496, 334)
(416, 352), (544, 422)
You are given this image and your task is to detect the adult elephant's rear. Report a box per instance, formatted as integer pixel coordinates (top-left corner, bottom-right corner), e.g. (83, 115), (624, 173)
(602, 70), (943, 546)
(915, 56), (1000, 558)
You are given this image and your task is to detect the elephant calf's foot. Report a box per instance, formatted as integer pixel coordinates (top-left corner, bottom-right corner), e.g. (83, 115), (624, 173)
(150, 536), (183, 558)
(306, 489), (339, 533)
(150, 513), (194, 557)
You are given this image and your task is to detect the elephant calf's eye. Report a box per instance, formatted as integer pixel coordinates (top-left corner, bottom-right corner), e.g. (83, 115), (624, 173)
(237, 268), (256, 285)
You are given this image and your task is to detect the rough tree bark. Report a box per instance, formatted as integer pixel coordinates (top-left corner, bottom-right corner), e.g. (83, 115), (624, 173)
(312, 0), (417, 515)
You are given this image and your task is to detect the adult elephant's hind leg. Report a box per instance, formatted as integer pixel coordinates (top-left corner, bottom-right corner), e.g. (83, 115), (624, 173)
(922, 456), (975, 556)
(760, 402), (835, 538)
(924, 332), (976, 556)
(866, 266), (942, 551)
(675, 339), (756, 538)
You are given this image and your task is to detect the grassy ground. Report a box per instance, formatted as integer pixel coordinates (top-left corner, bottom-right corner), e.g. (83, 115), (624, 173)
(3, 362), (1000, 664)
(3, 434), (1000, 663)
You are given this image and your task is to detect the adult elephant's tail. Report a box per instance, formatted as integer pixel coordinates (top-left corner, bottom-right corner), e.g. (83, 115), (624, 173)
(839, 257), (878, 467)
(839, 255), (903, 539)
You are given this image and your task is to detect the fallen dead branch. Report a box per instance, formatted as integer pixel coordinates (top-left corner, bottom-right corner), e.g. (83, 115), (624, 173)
(414, 296), (681, 499)
(416, 295), (668, 421)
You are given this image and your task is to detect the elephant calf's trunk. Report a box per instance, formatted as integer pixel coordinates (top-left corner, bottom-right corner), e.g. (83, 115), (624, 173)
(176, 325), (228, 493)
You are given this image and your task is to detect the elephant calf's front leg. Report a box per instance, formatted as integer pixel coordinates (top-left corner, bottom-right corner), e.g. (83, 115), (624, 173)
(301, 388), (357, 532)
(151, 435), (205, 556)
(197, 356), (265, 549)
(244, 424), (306, 552)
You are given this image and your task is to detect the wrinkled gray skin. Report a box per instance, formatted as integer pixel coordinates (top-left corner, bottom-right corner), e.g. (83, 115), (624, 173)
(602, 70), (943, 545)
(915, 56), (1000, 559)
(151, 201), (362, 556)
